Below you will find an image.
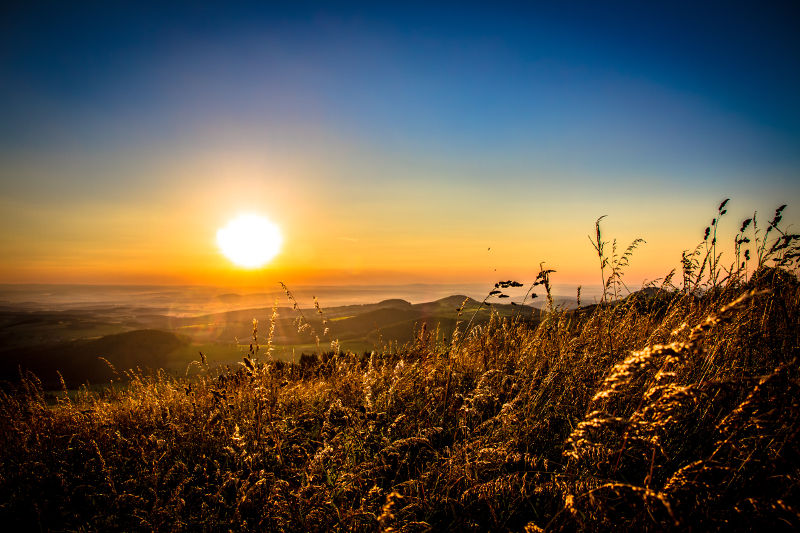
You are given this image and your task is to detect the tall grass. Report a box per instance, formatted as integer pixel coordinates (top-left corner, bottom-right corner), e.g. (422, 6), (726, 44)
(1, 202), (799, 531)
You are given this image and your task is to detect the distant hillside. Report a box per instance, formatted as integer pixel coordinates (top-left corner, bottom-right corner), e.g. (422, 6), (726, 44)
(169, 295), (540, 348)
(0, 294), (543, 385)
(375, 298), (413, 308)
(0, 329), (189, 388)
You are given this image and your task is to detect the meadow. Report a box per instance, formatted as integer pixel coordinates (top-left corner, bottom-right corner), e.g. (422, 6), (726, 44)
(1, 202), (799, 531)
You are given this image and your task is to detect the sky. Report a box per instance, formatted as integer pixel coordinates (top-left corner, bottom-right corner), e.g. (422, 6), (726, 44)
(1, 1), (799, 289)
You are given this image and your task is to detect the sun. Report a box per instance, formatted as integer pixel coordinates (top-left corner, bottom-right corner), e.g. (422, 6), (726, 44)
(217, 213), (282, 268)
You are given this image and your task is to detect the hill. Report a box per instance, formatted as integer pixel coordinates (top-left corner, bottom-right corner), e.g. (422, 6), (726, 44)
(0, 329), (189, 388)
(0, 294), (540, 384)
(162, 294), (539, 355)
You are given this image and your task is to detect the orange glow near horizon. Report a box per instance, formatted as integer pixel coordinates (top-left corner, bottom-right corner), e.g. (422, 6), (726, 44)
(0, 149), (795, 289)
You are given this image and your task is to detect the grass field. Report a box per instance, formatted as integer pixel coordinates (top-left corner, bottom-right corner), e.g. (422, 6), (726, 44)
(1, 206), (799, 531)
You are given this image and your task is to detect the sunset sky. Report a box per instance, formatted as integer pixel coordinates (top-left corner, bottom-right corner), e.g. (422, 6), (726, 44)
(1, 2), (798, 288)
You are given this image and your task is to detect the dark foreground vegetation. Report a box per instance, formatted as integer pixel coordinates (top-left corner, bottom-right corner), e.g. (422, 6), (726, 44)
(1, 203), (799, 531)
